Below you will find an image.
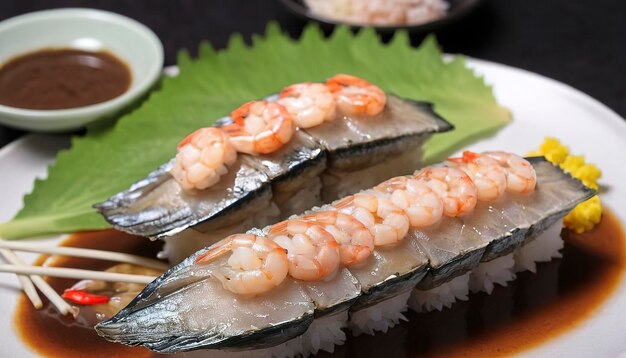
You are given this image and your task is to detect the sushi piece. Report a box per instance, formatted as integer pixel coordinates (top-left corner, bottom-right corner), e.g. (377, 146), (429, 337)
(96, 75), (451, 263)
(95, 151), (594, 356)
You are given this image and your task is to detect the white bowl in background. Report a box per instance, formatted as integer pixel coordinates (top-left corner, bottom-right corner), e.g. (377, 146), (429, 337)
(0, 8), (163, 132)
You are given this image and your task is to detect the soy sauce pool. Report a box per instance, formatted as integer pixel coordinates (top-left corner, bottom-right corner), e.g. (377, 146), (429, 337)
(13, 210), (626, 357)
(13, 231), (162, 357)
(0, 48), (131, 110)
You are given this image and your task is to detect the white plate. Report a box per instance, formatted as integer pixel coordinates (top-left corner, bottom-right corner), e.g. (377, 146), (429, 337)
(1, 59), (625, 357)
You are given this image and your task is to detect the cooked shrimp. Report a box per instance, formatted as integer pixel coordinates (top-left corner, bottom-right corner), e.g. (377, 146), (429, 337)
(334, 192), (410, 247)
(415, 166), (477, 217)
(278, 82), (336, 128)
(448, 151), (507, 201)
(483, 151), (537, 194)
(170, 127), (237, 191)
(195, 234), (289, 296)
(326, 74), (386, 116)
(375, 176), (444, 227)
(301, 211), (375, 266)
(269, 219), (341, 281)
(222, 100), (296, 155)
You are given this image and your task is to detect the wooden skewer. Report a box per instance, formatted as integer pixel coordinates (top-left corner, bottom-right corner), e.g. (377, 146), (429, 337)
(0, 241), (169, 271)
(0, 250), (75, 316)
(0, 249), (42, 309)
(0, 264), (157, 284)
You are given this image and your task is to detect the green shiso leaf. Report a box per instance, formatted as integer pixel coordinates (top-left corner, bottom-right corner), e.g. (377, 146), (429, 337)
(0, 24), (511, 240)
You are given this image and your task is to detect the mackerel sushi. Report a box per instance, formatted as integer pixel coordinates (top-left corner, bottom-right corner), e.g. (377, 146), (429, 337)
(95, 75), (452, 263)
(95, 151), (594, 357)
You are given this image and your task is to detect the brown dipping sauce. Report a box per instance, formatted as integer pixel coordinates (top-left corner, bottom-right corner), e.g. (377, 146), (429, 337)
(0, 49), (131, 110)
(13, 210), (626, 357)
(13, 231), (161, 358)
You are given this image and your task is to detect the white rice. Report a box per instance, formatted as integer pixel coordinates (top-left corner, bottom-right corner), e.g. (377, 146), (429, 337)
(305, 0), (449, 26)
(408, 272), (470, 313)
(281, 311), (348, 356)
(514, 221), (564, 273)
(408, 222), (565, 314)
(191, 312), (348, 358)
(348, 290), (411, 336)
(469, 253), (516, 294)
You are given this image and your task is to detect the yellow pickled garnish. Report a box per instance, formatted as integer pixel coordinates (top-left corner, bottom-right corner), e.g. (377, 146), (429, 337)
(525, 150), (543, 157)
(560, 155), (602, 190)
(563, 196), (602, 234)
(560, 155), (585, 171)
(539, 137), (569, 164)
(528, 137), (602, 233)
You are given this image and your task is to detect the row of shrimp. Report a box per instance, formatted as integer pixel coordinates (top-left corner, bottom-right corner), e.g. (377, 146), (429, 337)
(170, 74), (387, 191)
(195, 151), (537, 296)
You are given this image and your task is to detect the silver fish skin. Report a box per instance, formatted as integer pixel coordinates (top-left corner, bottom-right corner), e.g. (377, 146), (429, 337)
(95, 95), (452, 241)
(96, 157), (593, 353)
(415, 157), (595, 289)
(95, 247), (316, 353)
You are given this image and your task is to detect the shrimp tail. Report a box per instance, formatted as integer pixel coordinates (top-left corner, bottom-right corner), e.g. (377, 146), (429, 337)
(195, 237), (234, 264)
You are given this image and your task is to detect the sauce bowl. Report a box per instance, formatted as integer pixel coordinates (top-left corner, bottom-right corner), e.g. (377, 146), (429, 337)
(0, 8), (163, 132)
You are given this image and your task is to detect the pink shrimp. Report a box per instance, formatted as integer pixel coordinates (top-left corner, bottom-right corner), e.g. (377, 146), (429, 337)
(222, 100), (296, 155)
(278, 82), (336, 128)
(195, 234), (289, 296)
(300, 211), (375, 267)
(482, 151), (537, 194)
(268, 219), (341, 281)
(414, 166), (478, 217)
(375, 176), (444, 227)
(448, 151), (507, 201)
(325, 74), (386, 116)
(334, 192), (410, 247)
(170, 127), (237, 191)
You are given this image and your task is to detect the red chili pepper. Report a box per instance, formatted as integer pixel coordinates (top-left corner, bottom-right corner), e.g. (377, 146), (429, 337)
(62, 289), (110, 305)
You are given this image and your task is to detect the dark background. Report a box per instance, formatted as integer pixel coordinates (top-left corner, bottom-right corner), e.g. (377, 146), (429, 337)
(1, 0), (624, 148)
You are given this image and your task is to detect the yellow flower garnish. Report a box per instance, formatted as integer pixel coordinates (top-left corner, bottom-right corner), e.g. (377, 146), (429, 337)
(560, 155), (585, 172)
(560, 155), (601, 190)
(528, 138), (602, 233)
(563, 196), (602, 234)
(538, 137), (569, 164)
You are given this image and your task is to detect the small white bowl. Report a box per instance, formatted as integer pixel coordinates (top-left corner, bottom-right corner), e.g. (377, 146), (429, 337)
(0, 8), (163, 132)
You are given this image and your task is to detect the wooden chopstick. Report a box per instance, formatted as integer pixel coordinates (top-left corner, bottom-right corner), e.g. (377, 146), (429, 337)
(0, 241), (169, 271)
(0, 249), (42, 309)
(0, 264), (157, 284)
(0, 238), (165, 317)
(0, 249), (75, 316)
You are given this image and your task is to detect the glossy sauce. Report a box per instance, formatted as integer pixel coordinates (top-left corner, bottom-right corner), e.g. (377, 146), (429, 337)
(14, 210), (626, 357)
(13, 231), (161, 358)
(0, 49), (131, 110)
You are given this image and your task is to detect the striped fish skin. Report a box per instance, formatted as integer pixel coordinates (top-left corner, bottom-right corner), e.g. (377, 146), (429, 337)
(96, 157), (594, 353)
(95, 95), (451, 242)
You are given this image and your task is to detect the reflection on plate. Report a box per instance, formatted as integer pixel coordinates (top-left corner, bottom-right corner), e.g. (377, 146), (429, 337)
(1, 58), (626, 357)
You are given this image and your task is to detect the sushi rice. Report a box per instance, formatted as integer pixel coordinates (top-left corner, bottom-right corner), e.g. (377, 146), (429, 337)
(514, 221), (564, 273)
(349, 290), (412, 336)
(409, 272), (470, 313)
(194, 313), (348, 358)
(190, 220), (565, 358)
(469, 253), (516, 294)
